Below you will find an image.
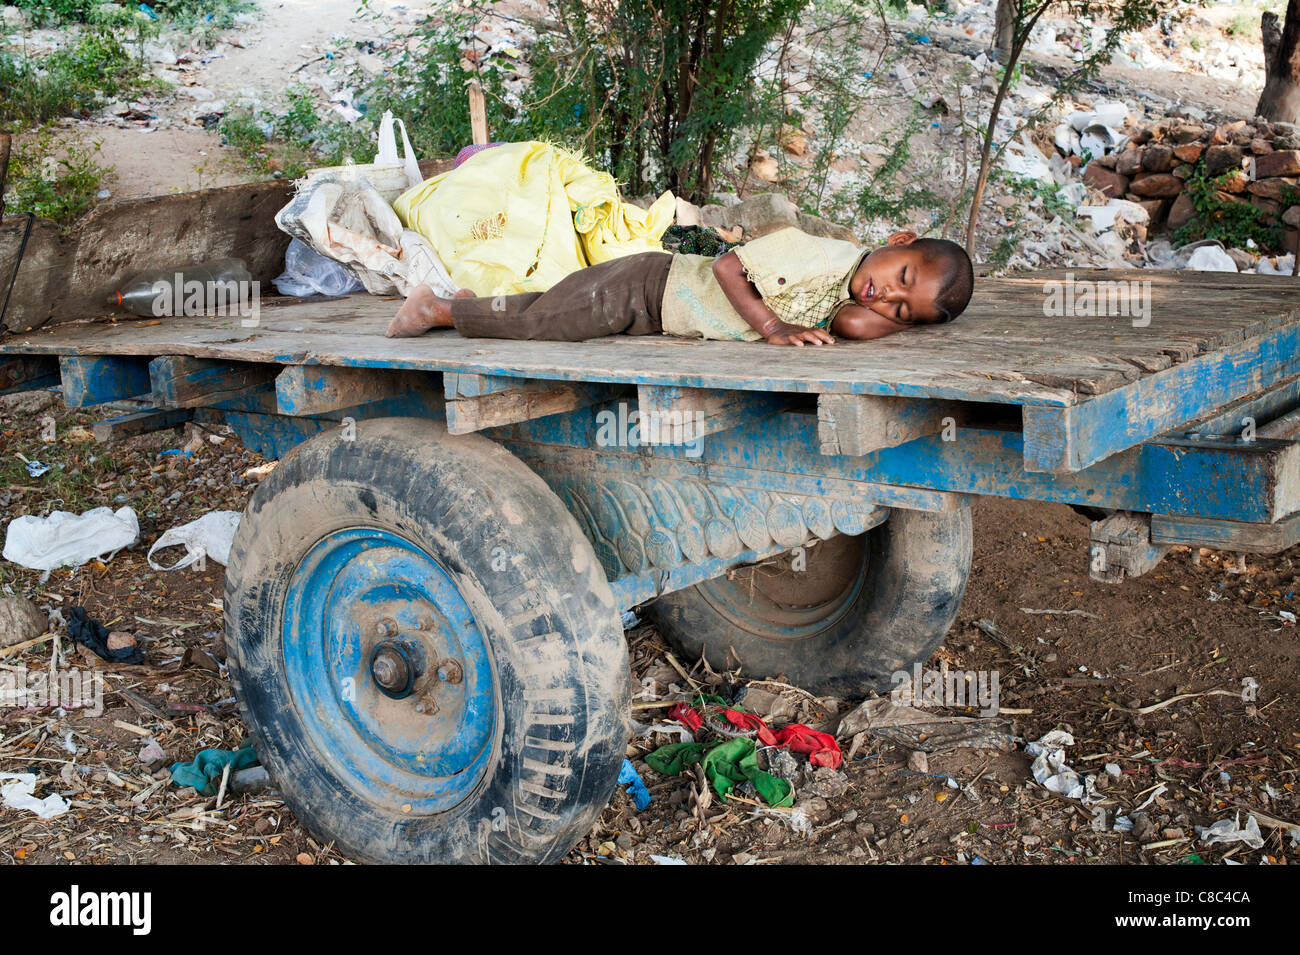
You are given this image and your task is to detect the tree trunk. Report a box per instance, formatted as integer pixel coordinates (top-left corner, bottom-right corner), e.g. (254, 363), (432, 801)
(0, 132), (10, 216)
(993, 0), (1016, 57)
(1256, 1), (1300, 124)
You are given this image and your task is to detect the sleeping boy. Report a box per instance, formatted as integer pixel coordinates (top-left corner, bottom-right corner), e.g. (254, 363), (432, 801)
(385, 226), (974, 346)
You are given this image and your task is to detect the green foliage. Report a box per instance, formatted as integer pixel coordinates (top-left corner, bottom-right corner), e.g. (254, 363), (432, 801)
(380, 0), (811, 203)
(220, 84), (374, 179)
(1173, 162), (1284, 251)
(11, 0), (252, 27)
(854, 110), (945, 225)
(0, 27), (152, 126)
(1224, 13), (1253, 36)
(11, 0), (97, 26)
(3, 131), (111, 229)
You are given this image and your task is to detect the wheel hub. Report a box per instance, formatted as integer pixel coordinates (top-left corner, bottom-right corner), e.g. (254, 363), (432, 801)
(370, 641), (416, 699)
(282, 528), (497, 814)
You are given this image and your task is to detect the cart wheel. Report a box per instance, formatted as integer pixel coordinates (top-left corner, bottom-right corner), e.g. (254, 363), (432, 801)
(645, 507), (972, 697)
(224, 418), (630, 864)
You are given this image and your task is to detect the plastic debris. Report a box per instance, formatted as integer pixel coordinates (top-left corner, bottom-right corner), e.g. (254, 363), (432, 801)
(1, 772), (69, 819)
(617, 758), (652, 810)
(1184, 245), (1238, 273)
(24, 460), (50, 478)
(147, 511), (242, 571)
(3, 506), (139, 573)
(1025, 730), (1098, 803)
(68, 606), (146, 664)
(1196, 813), (1264, 850)
(273, 238), (365, 298)
(170, 741), (259, 796)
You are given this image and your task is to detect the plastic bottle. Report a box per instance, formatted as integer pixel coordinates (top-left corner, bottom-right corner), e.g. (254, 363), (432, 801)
(108, 258), (253, 317)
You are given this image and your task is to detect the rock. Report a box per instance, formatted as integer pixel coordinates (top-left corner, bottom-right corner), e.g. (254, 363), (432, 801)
(1226, 248), (1256, 271)
(1131, 812), (1156, 843)
(106, 631), (136, 651)
(1115, 147), (1142, 176)
(1083, 162), (1130, 198)
(1167, 192), (1197, 230)
(1251, 196), (1282, 220)
(1250, 138), (1274, 155)
(804, 768), (850, 798)
(1284, 205), (1300, 228)
(794, 796), (831, 824)
(1141, 143), (1174, 173)
(1135, 199), (1168, 229)
(1247, 176), (1298, 201)
(1274, 123), (1300, 150)
(0, 597), (48, 649)
(1130, 173), (1182, 198)
(1253, 150), (1300, 179)
(1169, 124), (1206, 144)
(1173, 164), (1193, 180)
(1092, 152), (1118, 169)
(698, 204), (731, 228)
(797, 212), (858, 245)
(1172, 142), (1204, 163)
(1220, 170), (1249, 194)
(908, 750), (930, 773)
(748, 148), (780, 184)
(732, 193), (799, 238)
(0, 390), (59, 417)
(1204, 144), (1245, 177)
(1211, 120), (1247, 145)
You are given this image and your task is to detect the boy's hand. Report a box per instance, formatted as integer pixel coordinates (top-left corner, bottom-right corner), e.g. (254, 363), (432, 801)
(763, 321), (835, 346)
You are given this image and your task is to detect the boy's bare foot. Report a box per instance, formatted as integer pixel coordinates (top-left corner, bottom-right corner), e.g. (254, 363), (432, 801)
(386, 286), (474, 338)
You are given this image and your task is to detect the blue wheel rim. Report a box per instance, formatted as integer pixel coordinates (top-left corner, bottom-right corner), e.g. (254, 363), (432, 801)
(282, 528), (496, 813)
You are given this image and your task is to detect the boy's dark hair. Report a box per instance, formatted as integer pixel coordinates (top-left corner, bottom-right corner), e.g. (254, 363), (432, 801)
(909, 238), (974, 324)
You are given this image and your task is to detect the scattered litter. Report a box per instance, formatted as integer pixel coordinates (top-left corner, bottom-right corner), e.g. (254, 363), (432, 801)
(147, 511), (241, 571)
(0, 772), (69, 819)
(650, 854), (688, 865)
(3, 506), (139, 573)
(1196, 813), (1265, 851)
(620, 609), (640, 629)
(1020, 607), (1101, 619)
(273, 238), (365, 298)
(1184, 245), (1238, 273)
(67, 606), (146, 664)
(617, 758), (651, 810)
(169, 741), (260, 797)
(1025, 730), (1097, 804)
(24, 460), (50, 478)
(836, 697), (1014, 752)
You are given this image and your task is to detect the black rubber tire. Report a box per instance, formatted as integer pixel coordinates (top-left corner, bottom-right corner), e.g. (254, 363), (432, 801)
(645, 507), (972, 697)
(224, 417), (631, 864)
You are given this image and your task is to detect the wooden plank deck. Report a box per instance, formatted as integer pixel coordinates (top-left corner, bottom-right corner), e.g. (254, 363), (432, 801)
(2, 269), (1298, 472)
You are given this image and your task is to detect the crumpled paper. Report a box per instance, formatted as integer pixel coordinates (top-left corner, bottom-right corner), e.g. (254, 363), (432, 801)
(1025, 730), (1099, 804)
(1196, 813), (1264, 850)
(0, 772), (69, 819)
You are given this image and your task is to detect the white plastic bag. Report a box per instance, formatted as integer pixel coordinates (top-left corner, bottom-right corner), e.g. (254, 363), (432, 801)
(275, 175), (458, 297)
(375, 110), (423, 190)
(0, 773), (68, 819)
(274, 238), (365, 297)
(3, 506), (139, 572)
(147, 511), (242, 571)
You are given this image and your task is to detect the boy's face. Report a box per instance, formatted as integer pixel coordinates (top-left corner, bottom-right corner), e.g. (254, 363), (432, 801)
(846, 231), (947, 329)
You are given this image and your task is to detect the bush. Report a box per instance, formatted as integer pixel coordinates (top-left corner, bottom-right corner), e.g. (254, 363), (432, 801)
(0, 29), (143, 126)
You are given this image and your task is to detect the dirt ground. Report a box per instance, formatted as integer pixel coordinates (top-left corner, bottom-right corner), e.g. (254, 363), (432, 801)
(0, 391), (1294, 865)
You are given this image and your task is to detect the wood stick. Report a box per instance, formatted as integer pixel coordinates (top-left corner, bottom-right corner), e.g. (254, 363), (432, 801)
(0, 132), (10, 215)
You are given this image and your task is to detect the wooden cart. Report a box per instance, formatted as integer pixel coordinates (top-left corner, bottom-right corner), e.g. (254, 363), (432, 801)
(2, 266), (1297, 863)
